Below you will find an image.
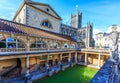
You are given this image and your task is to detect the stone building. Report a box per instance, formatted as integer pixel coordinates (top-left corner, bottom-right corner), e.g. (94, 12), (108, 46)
(60, 8), (94, 48)
(94, 25), (120, 49)
(13, 0), (94, 48)
(0, 0), (109, 83)
(13, 0), (62, 33)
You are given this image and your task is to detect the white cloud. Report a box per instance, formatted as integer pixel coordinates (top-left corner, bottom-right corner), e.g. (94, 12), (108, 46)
(106, 26), (120, 33)
(93, 28), (102, 38)
(0, 16), (7, 19)
(93, 29), (102, 35)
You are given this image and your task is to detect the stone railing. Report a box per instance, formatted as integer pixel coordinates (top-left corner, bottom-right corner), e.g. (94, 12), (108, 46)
(0, 48), (26, 52)
(80, 48), (109, 53)
(90, 59), (114, 83)
(30, 48), (48, 51)
(49, 48), (61, 50)
(0, 48), (77, 53)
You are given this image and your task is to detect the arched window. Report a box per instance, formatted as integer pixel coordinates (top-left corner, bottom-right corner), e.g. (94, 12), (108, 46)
(50, 41), (60, 49)
(41, 20), (52, 28)
(30, 40), (47, 48)
(71, 44), (76, 48)
(0, 38), (25, 48)
(82, 31), (86, 39)
(64, 43), (69, 48)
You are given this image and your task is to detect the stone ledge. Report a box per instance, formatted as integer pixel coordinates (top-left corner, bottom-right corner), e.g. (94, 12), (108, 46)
(90, 59), (114, 83)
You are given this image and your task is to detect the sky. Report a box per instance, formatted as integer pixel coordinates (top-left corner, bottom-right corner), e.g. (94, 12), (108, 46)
(0, 0), (120, 35)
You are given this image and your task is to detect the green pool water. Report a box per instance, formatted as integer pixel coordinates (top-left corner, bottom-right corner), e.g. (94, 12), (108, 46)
(33, 65), (98, 83)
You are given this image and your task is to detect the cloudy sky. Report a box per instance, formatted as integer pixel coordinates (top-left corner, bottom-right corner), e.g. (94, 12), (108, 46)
(0, 0), (120, 34)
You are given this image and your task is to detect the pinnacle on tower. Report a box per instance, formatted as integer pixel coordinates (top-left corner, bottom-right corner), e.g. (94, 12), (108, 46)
(24, 0), (31, 3)
(71, 13), (73, 18)
(76, 5), (79, 15)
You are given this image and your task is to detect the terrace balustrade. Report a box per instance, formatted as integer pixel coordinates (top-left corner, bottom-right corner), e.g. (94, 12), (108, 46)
(0, 47), (77, 52)
(81, 48), (109, 53)
(0, 47), (110, 53)
(0, 48), (26, 52)
(30, 48), (48, 51)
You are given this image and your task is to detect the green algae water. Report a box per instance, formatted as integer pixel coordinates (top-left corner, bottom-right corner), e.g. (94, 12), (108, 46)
(33, 65), (98, 83)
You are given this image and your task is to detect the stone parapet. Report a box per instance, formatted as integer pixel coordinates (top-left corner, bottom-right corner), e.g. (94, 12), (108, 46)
(90, 59), (114, 83)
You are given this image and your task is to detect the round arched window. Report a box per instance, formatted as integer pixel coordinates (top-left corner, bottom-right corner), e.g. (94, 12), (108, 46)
(41, 20), (52, 28)
(30, 40), (47, 48)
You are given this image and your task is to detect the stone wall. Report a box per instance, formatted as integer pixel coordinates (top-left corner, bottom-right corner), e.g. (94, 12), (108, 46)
(13, 5), (26, 24)
(0, 59), (16, 70)
(26, 5), (61, 33)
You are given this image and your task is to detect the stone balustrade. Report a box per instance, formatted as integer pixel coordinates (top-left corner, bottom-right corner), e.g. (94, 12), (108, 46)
(0, 48), (26, 52)
(0, 48), (77, 53)
(90, 59), (114, 83)
(81, 48), (109, 53)
(30, 48), (48, 51)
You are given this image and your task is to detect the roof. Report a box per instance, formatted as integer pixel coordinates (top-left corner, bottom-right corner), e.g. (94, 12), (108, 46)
(13, 1), (62, 21)
(27, 1), (62, 19)
(61, 24), (77, 30)
(0, 18), (75, 42)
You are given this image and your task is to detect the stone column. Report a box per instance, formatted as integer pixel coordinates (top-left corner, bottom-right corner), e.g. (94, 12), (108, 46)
(59, 54), (63, 70)
(26, 37), (30, 51)
(74, 52), (78, 64)
(46, 55), (49, 67)
(60, 41), (63, 50)
(47, 40), (50, 50)
(26, 56), (30, 75)
(98, 54), (101, 68)
(59, 54), (62, 64)
(25, 56), (32, 83)
(85, 53), (88, 65)
(78, 55), (81, 62)
(68, 53), (71, 63)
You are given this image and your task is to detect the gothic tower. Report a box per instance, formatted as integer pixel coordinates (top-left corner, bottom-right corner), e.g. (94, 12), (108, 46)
(70, 5), (82, 28)
(86, 22), (93, 48)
